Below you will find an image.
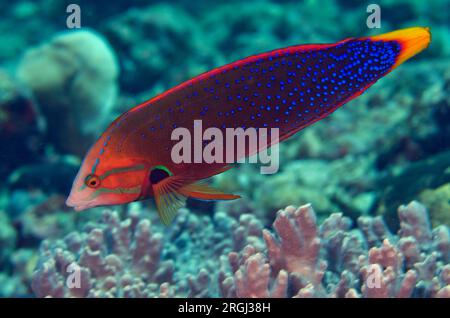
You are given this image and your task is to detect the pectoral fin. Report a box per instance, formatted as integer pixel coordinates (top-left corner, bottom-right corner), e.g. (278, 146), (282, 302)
(152, 177), (240, 225)
(152, 176), (188, 226)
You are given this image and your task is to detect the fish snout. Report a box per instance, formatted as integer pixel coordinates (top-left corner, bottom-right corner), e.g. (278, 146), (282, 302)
(65, 195), (91, 211)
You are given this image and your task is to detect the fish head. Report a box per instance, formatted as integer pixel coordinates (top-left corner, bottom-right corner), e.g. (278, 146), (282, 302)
(66, 148), (149, 211)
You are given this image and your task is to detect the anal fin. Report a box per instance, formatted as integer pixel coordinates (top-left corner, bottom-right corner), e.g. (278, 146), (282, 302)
(179, 182), (241, 201)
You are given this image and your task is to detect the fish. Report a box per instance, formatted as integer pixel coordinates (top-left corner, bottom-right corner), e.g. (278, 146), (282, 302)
(66, 27), (431, 225)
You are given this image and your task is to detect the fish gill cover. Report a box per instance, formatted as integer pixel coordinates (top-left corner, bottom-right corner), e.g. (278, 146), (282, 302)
(0, 0), (448, 299)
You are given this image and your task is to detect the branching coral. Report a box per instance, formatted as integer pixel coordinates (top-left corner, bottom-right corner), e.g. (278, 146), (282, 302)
(234, 252), (288, 298)
(262, 205), (326, 295)
(32, 201), (449, 298)
(225, 201), (449, 298)
(32, 211), (173, 297)
(359, 239), (418, 298)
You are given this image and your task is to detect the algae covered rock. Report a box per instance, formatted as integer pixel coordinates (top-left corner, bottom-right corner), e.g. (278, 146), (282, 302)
(418, 183), (450, 227)
(0, 69), (44, 177)
(376, 150), (450, 229)
(0, 210), (16, 265)
(17, 30), (119, 155)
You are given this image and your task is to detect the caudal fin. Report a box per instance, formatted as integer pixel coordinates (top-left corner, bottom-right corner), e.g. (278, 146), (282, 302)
(366, 27), (431, 69)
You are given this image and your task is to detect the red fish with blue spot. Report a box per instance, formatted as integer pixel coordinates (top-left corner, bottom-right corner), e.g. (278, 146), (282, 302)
(66, 27), (431, 225)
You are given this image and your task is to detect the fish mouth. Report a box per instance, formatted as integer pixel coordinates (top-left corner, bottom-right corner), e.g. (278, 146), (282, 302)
(66, 196), (96, 211)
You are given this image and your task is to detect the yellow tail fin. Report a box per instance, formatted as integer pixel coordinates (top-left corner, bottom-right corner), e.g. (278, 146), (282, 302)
(367, 27), (431, 69)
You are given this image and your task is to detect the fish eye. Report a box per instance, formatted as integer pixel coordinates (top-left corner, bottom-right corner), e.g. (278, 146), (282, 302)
(149, 166), (172, 185)
(85, 174), (101, 188)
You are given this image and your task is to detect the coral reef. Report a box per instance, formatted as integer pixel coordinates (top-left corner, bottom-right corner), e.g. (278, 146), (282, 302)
(220, 202), (449, 298)
(0, 0), (449, 299)
(31, 201), (449, 298)
(0, 210), (38, 297)
(32, 210), (173, 297)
